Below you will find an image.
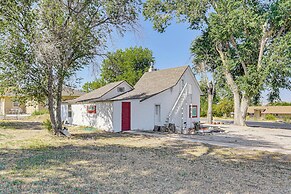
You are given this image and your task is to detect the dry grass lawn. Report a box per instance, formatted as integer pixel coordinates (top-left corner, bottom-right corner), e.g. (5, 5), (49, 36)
(0, 120), (290, 193)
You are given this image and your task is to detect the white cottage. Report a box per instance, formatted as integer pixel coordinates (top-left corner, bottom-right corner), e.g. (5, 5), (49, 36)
(62, 66), (202, 132)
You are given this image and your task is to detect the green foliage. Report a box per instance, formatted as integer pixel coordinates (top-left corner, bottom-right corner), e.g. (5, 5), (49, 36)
(213, 98), (234, 117)
(265, 114), (277, 121)
(283, 116), (290, 123)
(143, 0), (291, 125)
(82, 47), (154, 91)
(100, 47), (154, 86)
(0, 0), (141, 132)
(82, 46), (154, 91)
(268, 102), (291, 106)
(31, 109), (49, 116)
(82, 79), (106, 92)
(200, 96), (207, 117)
(251, 92), (262, 106)
(42, 119), (52, 132)
(199, 79), (234, 118)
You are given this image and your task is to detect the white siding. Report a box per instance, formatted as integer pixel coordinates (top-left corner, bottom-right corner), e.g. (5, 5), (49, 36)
(61, 103), (68, 122)
(0, 99), (4, 115)
(100, 82), (132, 100)
(61, 81), (132, 130)
(62, 67), (201, 132)
(112, 68), (201, 132)
(70, 102), (113, 131)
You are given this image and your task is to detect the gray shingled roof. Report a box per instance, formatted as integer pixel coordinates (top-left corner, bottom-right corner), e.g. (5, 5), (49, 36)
(68, 81), (127, 103)
(113, 66), (189, 101)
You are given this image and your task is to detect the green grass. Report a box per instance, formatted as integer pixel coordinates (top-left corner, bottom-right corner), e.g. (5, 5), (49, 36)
(31, 109), (49, 116)
(265, 114), (277, 120)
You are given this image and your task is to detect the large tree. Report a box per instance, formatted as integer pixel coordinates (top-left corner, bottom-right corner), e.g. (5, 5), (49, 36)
(143, 0), (291, 126)
(82, 46), (154, 91)
(0, 0), (140, 134)
(100, 46), (154, 86)
(191, 31), (218, 124)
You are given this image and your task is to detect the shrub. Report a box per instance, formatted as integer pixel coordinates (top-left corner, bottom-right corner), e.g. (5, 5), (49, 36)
(283, 116), (291, 123)
(31, 109), (49, 116)
(265, 114), (276, 120)
(213, 98), (234, 117)
(200, 96), (207, 117)
(42, 119), (52, 132)
(269, 102), (291, 106)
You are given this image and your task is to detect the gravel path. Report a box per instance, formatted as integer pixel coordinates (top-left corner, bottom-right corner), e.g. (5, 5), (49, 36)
(128, 124), (291, 154)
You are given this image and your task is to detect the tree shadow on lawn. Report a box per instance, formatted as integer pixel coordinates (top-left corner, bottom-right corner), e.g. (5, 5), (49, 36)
(72, 130), (279, 149)
(71, 131), (139, 140)
(0, 138), (290, 193)
(0, 121), (43, 130)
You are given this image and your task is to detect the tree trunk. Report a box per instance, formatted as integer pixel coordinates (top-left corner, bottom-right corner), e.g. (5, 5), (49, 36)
(55, 74), (63, 133)
(224, 69), (248, 126)
(206, 81), (214, 124)
(216, 43), (249, 126)
(47, 64), (57, 133)
(232, 91), (249, 126)
(241, 95), (249, 124)
(233, 91), (244, 125)
(48, 94), (57, 131)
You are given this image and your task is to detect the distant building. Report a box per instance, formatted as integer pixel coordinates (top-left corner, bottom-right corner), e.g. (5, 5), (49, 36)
(247, 106), (291, 119)
(0, 87), (85, 115)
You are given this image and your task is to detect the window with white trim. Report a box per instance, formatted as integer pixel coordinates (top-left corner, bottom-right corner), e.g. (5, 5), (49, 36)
(189, 104), (198, 118)
(87, 105), (96, 114)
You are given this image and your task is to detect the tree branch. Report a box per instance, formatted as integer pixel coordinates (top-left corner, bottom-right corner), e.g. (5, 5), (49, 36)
(230, 35), (248, 75)
(216, 42), (239, 93)
(257, 20), (269, 69)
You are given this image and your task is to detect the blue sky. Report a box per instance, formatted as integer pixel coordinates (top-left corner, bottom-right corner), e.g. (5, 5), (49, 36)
(76, 16), (291, 103)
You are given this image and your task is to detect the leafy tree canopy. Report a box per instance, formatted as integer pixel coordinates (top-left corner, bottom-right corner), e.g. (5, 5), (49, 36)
(0, 0), (141, 133)
(82, 79), (106, 93)
(268, 101), (291, 106)
(144, 0), (291, 125)
(82, 46), (155, 91)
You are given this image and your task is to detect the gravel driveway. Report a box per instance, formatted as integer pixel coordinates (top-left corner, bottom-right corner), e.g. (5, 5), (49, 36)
(130, 124), (291, 154)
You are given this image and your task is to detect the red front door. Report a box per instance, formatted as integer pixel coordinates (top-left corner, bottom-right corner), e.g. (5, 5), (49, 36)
(122, 102), (131, 131)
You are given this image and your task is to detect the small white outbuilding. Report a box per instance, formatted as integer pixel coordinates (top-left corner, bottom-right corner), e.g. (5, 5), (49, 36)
(61, 65), (202, 132)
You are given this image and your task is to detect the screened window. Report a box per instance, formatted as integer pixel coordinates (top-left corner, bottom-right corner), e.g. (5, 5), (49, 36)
(189, 105), (198, 118)
(117, 87), (125, 92)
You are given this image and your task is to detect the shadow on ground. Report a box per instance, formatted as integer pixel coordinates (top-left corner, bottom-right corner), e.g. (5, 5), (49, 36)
(0, 131), (290, 193)
(71, 131), (138, 140)
(0, 121), (43, 130)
